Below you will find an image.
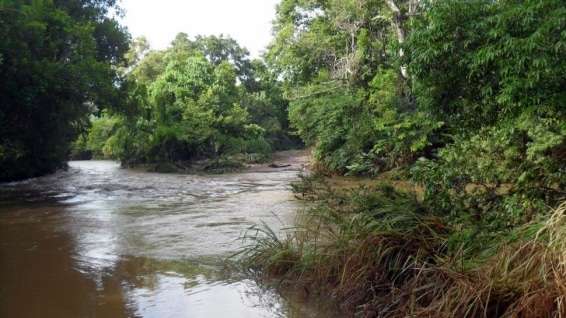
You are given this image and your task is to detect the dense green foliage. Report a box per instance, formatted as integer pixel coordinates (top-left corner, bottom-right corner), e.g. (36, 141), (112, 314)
(408, 0), (565, 222)
(2, 0), (566, 315)
(269, 0), (443, 174)
(0, 0), (129, 181)
(70, 114), (119, 159)
(240, 0), (566, 316)
(268, 0), (565, 221)
(82, 34), (297, 167)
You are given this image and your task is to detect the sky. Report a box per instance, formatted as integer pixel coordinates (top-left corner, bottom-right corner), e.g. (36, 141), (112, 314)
(120, 0), (280, 57)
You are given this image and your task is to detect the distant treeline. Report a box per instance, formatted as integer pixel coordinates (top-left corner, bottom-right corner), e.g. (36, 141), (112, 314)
(1, 1), (299, 182)
(71, 34), (298, 166)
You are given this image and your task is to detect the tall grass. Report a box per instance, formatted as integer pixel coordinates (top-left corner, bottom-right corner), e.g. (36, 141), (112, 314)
(236, 176), (566, 317)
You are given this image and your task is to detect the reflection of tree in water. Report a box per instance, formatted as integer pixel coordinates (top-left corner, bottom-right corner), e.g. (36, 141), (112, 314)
(0, 206), (134, 318)
(108, 255), (337, 318)
(112, 256), (217, 291)
(0, 158), (335, 317)
(246, 280), (342, 318)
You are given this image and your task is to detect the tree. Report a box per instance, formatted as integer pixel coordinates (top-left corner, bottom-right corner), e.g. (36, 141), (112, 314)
(100, 33), (291, 165)
(384, 0), (422, 80)
(193, 35), (255, 89)
(0, 0), (129, 181)
(267, 0), (436, 173)
(408, 0), (566, 218)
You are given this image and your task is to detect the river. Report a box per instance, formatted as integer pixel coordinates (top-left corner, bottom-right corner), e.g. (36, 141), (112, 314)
(0, 154), (336, 318)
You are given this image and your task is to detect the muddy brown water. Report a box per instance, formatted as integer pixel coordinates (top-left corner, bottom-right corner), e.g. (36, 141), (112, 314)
(0, 159), (337, 318)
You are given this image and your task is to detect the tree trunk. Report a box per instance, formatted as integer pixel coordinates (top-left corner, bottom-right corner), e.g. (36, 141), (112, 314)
(385, 0), (421, 80)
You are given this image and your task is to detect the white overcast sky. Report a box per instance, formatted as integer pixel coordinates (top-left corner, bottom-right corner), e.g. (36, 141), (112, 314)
(119, 0), (280, 57)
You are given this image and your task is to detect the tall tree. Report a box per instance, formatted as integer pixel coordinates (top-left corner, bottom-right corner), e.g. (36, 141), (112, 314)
(384, 0), (421, 80)
(0, 0), (129, 181)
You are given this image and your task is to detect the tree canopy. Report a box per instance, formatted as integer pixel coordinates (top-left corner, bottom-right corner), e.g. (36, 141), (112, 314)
(74, 34), (296, 166)
(267, 0), (565, 223)
(0, 0), (129, 181)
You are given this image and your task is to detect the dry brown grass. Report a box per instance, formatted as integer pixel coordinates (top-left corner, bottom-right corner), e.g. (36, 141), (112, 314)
(239, 196), (566, 318)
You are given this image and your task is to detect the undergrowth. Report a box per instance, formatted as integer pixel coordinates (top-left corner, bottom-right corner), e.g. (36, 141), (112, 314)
(236, 175), (566, 318)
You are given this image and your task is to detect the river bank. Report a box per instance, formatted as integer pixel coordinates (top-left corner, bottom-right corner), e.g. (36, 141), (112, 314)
(238, 172), (566, 318)
(119, 149), (310, 175)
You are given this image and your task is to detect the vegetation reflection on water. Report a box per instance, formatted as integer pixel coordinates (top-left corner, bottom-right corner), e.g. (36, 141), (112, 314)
(0, 159), (336, 318)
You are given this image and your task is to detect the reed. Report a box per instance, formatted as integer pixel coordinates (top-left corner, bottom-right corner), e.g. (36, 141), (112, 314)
(236, 178), (566, 317)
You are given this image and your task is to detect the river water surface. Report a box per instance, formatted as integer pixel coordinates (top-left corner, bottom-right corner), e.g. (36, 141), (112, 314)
(0, 156), (335, 318)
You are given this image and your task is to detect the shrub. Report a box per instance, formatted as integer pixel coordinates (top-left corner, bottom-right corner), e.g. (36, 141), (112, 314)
(412, 115), (565, 229)
(238, 176), (566, 317)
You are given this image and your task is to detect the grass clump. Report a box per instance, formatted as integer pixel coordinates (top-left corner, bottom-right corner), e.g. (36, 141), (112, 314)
(236, 175), (566, 317)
